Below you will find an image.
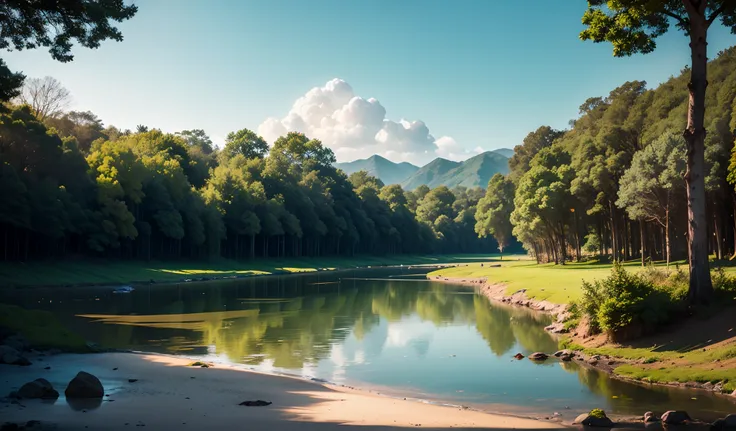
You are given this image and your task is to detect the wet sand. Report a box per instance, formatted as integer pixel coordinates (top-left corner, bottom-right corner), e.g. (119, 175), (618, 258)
(1, 352), (566, 430)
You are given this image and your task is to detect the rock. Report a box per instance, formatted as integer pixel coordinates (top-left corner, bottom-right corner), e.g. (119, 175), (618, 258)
(2, 335), (29, 352)
(513, 353), (524, 360)
(528, 352), (548, 361)
(661, 410), (691, 425)
(574, 411), (614, 427)
(644, 412), (660, 423)
(712, 414), (736, 430)
(239, 400), (272, 406)
(587, 358), (599, 366)
(0, 346), (30, 366)
(65, 371), (104, 399)
(18, 378), (59, 399)
(561, 354), (573, 362)
(85, 342), (103, 352)
(553, 350), (570, 357)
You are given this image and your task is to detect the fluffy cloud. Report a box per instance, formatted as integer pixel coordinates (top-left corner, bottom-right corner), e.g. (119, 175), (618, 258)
(434, 136), (484, 161)
(257, 79), (478, 164)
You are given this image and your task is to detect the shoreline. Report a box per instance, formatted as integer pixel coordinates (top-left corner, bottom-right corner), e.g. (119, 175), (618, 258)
(0, 260), (466, 290)
(430, 274), (736, 402)
(0, 351), (570, 430)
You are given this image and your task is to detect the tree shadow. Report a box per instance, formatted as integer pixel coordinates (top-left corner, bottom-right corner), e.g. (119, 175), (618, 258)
(622, 305), (736, 352)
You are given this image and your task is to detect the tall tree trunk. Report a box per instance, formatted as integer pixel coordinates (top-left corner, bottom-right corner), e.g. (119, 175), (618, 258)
(683, 2), (713, 303)
(598, 219), (604, 259)
(714, 211), (723, 260)
(640, 220), (646, 267)
(609, 202), (618, 261)
(665, 208), (671, 267)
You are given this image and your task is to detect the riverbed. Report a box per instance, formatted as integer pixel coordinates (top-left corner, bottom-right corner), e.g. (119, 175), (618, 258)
(2, 267), (734, 421)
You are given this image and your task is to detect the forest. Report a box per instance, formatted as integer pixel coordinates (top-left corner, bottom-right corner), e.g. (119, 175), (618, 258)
(0, 88), (502, 261)
(475, 45), (736, 268)
(3, 45), (736, 267)
(2, 1), (736, 285)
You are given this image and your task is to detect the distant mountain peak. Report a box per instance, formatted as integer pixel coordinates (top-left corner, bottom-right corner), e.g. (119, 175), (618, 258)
(491, 148), (514, 158)
(336, 150), (510, 190)
(401, 151), (509, 190)
(335, 155), (419, 185)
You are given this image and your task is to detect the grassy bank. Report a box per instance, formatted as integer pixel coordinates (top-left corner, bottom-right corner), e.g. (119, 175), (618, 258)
(560, 338), (736, 392)
(0, 254), (498, 288)
(431, 257), (736, 394)
(427, 257), (693, 304)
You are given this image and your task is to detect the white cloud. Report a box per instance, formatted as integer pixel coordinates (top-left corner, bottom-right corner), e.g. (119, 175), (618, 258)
(257, 78), (479, 164)
(435, 136), (484, 161)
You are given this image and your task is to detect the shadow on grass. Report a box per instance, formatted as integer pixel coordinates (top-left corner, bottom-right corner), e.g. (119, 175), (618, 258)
(621, 305), (736, 353)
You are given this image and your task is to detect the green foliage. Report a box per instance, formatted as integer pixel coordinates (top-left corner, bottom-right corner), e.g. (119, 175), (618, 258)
(582, 231), (601, 254)
(578, 263), (680, 336)
(475, 174), (515, 252)
(712, 266), (736, 294)
(0, 58), (24, 105)
(580, 1), (736, 57)
(224, 128), (269, 160)
(0, 0), (138, 63)
(588, 408), (606, 419)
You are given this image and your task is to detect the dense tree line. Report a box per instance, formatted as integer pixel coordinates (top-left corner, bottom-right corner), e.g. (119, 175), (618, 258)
(473, 46), (736, 273)
(0, 97), (508, 261)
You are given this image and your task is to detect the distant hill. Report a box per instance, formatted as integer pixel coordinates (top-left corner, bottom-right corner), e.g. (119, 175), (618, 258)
(491, 148), (514, 158)
(335, 155), (419, 185)
(401, 151), (509, 190)
(400, 158), (461, 190)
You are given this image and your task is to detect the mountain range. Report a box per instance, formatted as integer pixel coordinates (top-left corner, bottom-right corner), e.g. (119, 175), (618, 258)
(335, 148), (512, 190)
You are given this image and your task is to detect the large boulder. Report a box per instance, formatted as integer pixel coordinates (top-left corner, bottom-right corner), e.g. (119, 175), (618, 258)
(644, 412), (660, 423)
(661, 410), (691, 425)
(2, 335), (29, 352)
(574, 409), (614, 427)
(65, 371), (104, 399)
(17, 378), (59, 399)
(528, 352), (549, 361)
(711, 414), (736, 431)
(0, 346), (30, 366)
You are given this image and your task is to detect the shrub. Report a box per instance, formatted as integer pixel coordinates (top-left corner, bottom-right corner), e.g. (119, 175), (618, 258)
(582, 232), (601, 255)
(589, 408), (607, 419)
(712, 267), (736, 295)
(577, 263), (680, 340)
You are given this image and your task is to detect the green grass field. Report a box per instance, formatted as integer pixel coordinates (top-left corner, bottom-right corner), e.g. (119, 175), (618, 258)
(560, 340), (736, 392)
(428, 257), (711, 304)
(0, 254), (500, 288)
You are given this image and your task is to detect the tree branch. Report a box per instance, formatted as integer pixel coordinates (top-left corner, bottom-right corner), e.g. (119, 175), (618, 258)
(706, 3), (726, 27)
(661, 9), (688, 27)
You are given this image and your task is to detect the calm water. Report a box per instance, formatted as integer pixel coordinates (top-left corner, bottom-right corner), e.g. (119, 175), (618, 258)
(3, 267), (734, 420)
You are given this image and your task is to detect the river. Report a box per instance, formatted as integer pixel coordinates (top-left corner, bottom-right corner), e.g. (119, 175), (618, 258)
(2, 266), (734, 420)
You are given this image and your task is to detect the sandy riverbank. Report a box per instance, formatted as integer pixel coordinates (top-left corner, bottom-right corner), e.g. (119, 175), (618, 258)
(0, 352), (566, 430)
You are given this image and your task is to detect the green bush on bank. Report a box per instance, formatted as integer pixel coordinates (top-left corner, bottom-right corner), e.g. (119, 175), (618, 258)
(577, 263), (680, 339)
(570, 263), (736, 341)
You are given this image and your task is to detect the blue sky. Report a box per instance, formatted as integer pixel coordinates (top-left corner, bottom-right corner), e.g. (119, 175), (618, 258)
(3, 0), (735, 164)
